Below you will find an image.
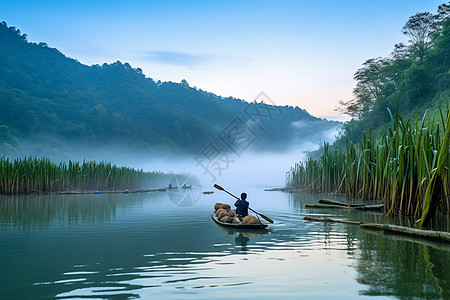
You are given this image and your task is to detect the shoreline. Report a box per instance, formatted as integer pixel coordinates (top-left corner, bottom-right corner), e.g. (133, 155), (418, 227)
(1, 187), (169, 196)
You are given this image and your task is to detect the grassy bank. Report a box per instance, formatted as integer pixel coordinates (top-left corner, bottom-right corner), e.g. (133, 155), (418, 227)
(287, 107), (450, 217)
(0, 156), (170, 195)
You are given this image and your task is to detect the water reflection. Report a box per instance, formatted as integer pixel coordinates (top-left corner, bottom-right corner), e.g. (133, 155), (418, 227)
(217, 226), (272, 251)
(235, 234), (250, 249)
(1, 190), (450, 299)
(0, 193), (163, 231)
(356, 229), (450, 298)
(288, 191), (450, 298)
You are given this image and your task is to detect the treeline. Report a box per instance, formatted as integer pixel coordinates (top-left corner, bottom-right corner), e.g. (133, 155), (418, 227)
(0, 21), (338, 159)
(337, 3), (450, 143)
(0, 156), (170, 195)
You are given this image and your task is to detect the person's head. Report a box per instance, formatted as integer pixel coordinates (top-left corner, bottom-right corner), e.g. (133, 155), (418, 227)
(241, 192), (247, 200)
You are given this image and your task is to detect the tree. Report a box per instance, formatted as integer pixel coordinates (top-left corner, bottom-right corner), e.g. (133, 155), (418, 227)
(402, 12), (435, 62)
(404, 63), (432, 107)
(337, 57), (392, 119)
(427, 17), (450, 91)
(336, 98), (365, 119)
(435, 3), (450, 29)
(180, 79), (189, 87)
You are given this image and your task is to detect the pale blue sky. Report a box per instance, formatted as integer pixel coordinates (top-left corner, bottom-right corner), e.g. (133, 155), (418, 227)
(0, 0), (445, 120)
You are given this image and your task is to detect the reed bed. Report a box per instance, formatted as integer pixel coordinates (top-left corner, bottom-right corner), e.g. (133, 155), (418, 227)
(0, 157), (168, 195)
(287, 108), (450, 217)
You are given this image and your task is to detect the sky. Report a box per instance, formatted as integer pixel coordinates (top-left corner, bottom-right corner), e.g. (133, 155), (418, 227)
(0, 0), (445, 121)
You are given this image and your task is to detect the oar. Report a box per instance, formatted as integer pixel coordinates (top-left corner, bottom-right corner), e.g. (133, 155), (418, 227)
(214, 184), (274, 223)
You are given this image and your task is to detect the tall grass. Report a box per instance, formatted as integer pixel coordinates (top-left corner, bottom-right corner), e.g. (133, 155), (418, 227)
(287, 107), (450, 217)
(0, 157), (168, 195)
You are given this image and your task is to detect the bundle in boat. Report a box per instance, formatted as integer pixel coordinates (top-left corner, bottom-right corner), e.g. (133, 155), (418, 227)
(215, 203), (231, 210)
(216, 208), (228, 219)
(214, 203), (240, 224)
(219, 216), (241, 224)
(242, 215), (261, 225)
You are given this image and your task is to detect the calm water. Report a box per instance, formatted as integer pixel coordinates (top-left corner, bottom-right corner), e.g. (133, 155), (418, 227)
(1, 188), (449, 299)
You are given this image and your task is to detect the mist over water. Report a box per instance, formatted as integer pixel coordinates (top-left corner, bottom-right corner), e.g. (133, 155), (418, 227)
(76, 149), (309, 189)
(91, 144), (323, 189)
(6, 125), (340, 190)
(137, 125), (338, 188)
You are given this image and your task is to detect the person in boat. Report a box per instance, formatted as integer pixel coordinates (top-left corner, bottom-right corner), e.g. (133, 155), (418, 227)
(234, 192), (249, 219)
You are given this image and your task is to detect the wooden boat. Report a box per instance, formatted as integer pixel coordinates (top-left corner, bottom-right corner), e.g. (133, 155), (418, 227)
(211, 213), (268, 229)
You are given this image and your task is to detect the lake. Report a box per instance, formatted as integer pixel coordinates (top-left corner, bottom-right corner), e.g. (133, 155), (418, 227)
(1, 187), (449, 299)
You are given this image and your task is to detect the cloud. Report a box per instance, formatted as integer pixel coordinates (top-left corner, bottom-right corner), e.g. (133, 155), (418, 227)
(290, 120), (308, 129)
(144, 50), (210, 67)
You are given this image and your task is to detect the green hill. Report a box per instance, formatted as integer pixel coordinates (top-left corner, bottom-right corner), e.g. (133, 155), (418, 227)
(336, 3), (450, 145)
(0, 21), (339, 159)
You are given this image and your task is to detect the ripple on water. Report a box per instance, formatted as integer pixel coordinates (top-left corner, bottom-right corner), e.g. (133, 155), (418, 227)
(52, 247), (275, 299)
(2, 190), (446, 300)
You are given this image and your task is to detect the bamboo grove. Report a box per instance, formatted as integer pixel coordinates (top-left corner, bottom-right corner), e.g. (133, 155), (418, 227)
(287, 108), (450, 218)
(0, 157), (168, 195)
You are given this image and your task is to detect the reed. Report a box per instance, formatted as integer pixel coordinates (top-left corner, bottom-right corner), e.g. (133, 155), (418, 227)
(0, 157), (168, 195)
(287, 107), (450, 217)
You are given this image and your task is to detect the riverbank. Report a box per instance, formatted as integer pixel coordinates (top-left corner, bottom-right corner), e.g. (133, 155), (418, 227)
(0, 156), (174, 195)
(286, 108), (450, 224)
(52, 188), (168, 195)
(304, 216), (450, 243)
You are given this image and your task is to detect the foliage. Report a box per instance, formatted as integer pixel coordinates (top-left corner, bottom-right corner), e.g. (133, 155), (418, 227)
(287, 108), (450, 218)
(336, 3), (450, 143)
(0, 156), (170, 194)
(416, 106), (450, 227)
(0, 21), (338, 158)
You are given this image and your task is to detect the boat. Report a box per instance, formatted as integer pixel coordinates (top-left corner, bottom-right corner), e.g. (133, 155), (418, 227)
(211, 213), (268, 229)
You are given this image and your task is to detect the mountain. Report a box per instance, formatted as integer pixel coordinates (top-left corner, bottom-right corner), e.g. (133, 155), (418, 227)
(0, 21), (339, 159)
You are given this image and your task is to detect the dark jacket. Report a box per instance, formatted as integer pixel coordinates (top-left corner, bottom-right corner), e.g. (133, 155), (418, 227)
(234, 199), (249, 217)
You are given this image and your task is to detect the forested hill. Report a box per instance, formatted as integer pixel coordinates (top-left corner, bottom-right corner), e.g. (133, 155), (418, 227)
(0, 21), (338, 158)
(336, 3), (450, 144)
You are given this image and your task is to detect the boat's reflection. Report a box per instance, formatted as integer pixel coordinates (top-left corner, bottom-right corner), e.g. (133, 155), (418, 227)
(219, 226), (272, 251)
(235, 233), (250, 247)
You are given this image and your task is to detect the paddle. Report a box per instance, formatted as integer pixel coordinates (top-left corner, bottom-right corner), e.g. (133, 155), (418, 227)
(213, 184), (274, 223)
